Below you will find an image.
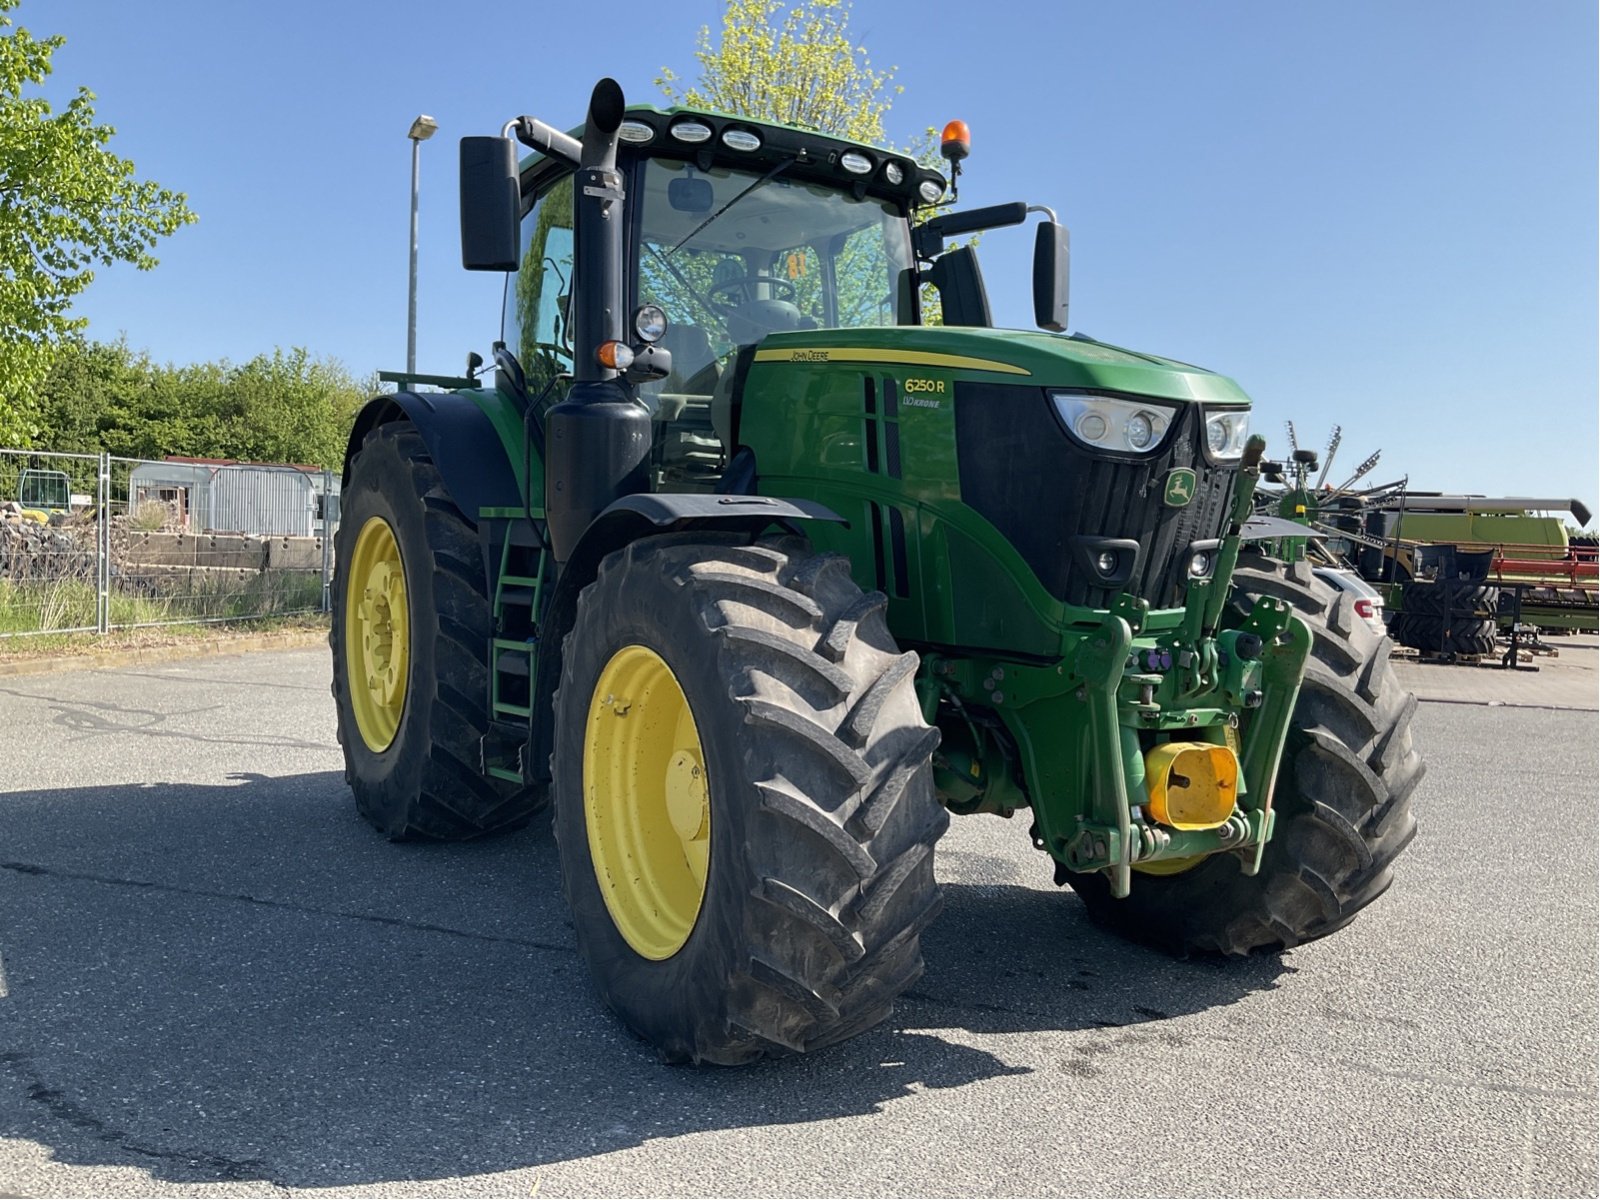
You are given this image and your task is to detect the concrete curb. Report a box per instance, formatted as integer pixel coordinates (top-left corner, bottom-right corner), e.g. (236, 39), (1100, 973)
(0, 627), (329, 678)
(1414, 696), (1598, 714)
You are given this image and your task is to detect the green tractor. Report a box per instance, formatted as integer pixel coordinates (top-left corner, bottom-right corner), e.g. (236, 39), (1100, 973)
(332, 79), (1422, 1064)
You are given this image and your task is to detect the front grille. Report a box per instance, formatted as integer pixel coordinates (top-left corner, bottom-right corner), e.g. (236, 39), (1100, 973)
(954, 383), (1236, 610)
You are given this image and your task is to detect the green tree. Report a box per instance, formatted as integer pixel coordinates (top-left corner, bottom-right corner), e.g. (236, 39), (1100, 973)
(657, 0), (906, 147)
(658, 0), (950, 324)
(0, 0), (195, 445)
(213, 348), (366, 469)
(35, 340), (366, 469)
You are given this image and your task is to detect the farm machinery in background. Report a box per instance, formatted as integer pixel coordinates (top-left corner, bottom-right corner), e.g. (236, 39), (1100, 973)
(1252, 423), (1405, 567)
(1253, 423), (1597, 657)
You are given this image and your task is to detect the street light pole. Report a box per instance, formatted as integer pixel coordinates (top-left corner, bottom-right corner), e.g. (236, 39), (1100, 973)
(406, 114), (438, 376)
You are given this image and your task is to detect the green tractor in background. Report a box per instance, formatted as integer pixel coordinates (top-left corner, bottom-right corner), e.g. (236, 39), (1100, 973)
(332, 79), (1422, 1064)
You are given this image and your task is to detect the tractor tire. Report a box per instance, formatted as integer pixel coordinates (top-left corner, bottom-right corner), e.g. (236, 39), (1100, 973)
(1392, 611), (1448, 653)
(332, 422), (542, 839)
(1399, 580), (1444, 616)
(551, 533), (947, 1064)
(1444, 619), (1498, 657)
(1068, 553), (1422, 955)
(1444, 583), (1499, 618)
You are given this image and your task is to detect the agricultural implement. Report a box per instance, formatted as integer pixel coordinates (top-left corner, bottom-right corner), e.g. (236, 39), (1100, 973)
(1356, 497), (1595, 636)
(332, 79), (1422, 1063)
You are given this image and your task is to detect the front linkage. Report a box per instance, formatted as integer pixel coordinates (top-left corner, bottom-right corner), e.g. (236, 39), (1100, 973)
(918, 437), (1312, 897)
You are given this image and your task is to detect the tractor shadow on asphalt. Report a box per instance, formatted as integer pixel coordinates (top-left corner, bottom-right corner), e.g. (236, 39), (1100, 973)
(0, 772), (1289, 1190)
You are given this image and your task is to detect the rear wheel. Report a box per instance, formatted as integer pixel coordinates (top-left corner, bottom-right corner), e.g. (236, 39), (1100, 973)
(552, 533), (947, 1064)
(332, 422), (542, 839)
(1070, 554), (1423, 954)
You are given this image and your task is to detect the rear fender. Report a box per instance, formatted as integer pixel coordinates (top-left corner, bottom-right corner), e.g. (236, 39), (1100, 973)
(343, 390), (527, 521)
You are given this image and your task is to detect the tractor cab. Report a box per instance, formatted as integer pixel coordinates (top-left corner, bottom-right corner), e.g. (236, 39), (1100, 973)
(509, 135), (921, 488)
(465, 91), (1068, 504)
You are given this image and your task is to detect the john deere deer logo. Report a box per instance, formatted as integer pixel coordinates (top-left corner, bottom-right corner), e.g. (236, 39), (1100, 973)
(1163, 468), (1196, 508)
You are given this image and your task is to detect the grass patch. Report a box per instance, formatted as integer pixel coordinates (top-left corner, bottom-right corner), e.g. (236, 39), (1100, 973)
(0, 572), (325, 637)
(0, 612), (330, 663)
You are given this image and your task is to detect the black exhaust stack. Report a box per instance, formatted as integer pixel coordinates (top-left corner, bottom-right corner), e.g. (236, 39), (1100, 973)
(545, 78), (653, 565)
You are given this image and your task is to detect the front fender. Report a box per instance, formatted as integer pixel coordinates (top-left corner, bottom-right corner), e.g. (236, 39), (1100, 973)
(525, 493), (845, 784)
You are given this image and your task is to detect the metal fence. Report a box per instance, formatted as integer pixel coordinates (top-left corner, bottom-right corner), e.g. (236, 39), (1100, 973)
(0, 447), (336, 640)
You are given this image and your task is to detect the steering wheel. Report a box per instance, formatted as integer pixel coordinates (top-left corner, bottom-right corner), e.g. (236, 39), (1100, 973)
(709, 274), (798, 308)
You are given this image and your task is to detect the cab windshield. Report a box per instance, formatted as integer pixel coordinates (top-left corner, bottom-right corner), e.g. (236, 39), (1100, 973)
(633, 156), (913, 383)
(508, 154), (915, 490)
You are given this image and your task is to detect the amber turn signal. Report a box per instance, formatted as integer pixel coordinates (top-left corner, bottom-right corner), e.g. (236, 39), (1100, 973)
(596, 340), (635, 370)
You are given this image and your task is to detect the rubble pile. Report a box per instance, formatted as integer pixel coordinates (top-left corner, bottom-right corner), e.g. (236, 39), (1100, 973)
(0, 502), (95, 583)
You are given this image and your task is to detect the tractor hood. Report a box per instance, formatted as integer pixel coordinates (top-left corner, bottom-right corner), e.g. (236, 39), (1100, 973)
(752, 327), (1251, 406)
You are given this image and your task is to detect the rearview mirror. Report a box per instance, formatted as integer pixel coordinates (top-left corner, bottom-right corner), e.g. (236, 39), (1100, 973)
(460, 136), (520, 271)
(668, 176), (714, 214)
(1033, 221), (1069, 332)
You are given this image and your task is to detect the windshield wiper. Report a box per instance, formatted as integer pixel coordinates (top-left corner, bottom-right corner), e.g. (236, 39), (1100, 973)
(669, 157), (795, 255)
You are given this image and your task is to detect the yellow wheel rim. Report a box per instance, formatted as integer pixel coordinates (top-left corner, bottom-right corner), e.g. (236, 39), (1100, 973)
(583, 645), (711, 960)
(345, 516), (410, 753)
(1132, 855), (1206, 876)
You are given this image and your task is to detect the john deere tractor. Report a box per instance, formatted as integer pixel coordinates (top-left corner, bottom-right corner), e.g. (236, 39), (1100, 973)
(333, 79), (1422, 1064)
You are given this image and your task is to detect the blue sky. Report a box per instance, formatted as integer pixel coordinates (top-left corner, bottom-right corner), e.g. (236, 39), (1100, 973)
(33, 0), (1598, 518)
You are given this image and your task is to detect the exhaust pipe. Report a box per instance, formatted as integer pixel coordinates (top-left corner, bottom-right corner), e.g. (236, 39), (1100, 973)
(545, 78), (652, 564)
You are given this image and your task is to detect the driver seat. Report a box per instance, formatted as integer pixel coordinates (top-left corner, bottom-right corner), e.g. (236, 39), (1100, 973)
(659, 324), (718, 396)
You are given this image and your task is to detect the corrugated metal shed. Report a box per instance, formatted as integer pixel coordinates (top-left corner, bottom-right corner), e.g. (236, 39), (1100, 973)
(130, 459), (335, 537)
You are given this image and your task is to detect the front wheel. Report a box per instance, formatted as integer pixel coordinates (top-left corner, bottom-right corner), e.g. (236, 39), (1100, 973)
(1070, 554), (1423, 954)
(551, 534), (947, 1064)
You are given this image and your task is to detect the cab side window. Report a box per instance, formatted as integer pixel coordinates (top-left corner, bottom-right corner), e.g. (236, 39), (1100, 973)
(506, 174), (576, 396)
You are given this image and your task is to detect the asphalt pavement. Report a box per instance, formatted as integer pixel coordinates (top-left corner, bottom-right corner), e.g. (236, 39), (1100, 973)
(0, 648), (1594, 1197)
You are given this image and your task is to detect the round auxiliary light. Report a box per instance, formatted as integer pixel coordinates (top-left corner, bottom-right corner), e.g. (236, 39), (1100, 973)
(883, 161), (905, 185)
(1189, 551), (1214, 577)
(596, 341), (635, 371)
(618, 120), (656, 145)
(1095, 551), (1119, 575)
(1207, 418), (1228, 453)
(721, 128), (761, 152)
(670, 120), (713, 144)
(1126, 412), (1155, 450)
(633, 304), (668, 344)
(1076, 412), (1108, 442)
(918, 178), (945, 204)
(840, 151), (873, 175)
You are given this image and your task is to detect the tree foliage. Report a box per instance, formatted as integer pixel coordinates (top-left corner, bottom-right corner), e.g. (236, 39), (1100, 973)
(657, 0), (910, 148)
(0, 0), (195, 445)
(658, 0), (950, 324)
(35, 340), (368, 469)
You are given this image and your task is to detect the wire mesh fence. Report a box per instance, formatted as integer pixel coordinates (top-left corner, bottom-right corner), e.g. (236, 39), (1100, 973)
(0, 447), (336, 639)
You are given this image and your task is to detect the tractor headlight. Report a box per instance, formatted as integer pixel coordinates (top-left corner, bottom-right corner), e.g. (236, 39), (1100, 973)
(1050, 393), (1175, 456)
(1204, 409), (1250, 461)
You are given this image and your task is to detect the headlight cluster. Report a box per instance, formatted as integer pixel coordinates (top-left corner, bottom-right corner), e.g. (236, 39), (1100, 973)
(1051, 393), (1176, 455)
(1204, 409), (1250, 461)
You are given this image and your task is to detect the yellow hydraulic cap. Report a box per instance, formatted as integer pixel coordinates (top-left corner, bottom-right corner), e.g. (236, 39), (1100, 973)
(1144, 742), (1240, 830)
